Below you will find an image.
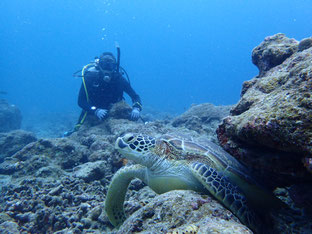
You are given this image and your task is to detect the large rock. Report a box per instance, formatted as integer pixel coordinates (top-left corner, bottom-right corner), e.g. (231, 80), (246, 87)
(0, 130), (36, 161)
(252, 33), (298, 77)
(116, 190), (252, 234)
(217, 34), (312, 187)
(109, 101), (133, 119)
(73, 161), (107, 182)
(0, 221), (20, 234)
(0, 99), (22, 132)
(12, 138), (90, 171)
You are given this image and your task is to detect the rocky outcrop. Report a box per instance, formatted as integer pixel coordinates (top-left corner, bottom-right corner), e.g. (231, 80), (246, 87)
(0, 130), (36, 161)
(73, 161), (107, 182)
(0, 99), (22, 133)
(217, 34), (312, 187)
(117, 190), (252, 234)
(252, 33), (298, 77)
(298, 37), (312, 52)
(109, 101), (133, 119)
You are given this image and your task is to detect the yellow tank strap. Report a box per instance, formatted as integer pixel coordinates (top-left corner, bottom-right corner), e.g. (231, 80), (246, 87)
(81, 64), (94, 103)
(74, 111), (88, 130)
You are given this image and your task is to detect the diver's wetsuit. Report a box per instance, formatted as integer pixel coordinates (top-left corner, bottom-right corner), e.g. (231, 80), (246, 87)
(76, 66), (142, 126)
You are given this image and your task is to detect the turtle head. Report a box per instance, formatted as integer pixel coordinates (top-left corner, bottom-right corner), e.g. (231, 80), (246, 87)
(115, 133), (157, 165)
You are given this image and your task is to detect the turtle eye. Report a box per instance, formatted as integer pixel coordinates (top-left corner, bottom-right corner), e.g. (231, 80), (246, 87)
(123, 133), (134, 142)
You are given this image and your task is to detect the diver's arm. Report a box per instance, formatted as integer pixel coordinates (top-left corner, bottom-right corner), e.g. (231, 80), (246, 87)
(78, 69), (100, 113)
(123, 78), (142, 111)
(78, 84), (94, 112)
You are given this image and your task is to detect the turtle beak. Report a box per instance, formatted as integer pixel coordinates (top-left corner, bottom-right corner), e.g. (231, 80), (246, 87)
(115, 137), (128, 149)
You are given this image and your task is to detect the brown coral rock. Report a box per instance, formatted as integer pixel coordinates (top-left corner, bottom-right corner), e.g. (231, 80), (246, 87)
(217, 34), (312, 187)
(298, 37), (312, 52)
(0, 130), (36, 159)
(116, 190), (251, 234)
(252, 33), (298, 77)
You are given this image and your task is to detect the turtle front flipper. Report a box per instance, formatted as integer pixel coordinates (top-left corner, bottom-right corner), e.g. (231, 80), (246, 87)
(190, 162), (260, 232)
(105, 165), (146, 228)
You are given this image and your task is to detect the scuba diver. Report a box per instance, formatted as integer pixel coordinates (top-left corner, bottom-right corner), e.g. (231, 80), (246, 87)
(63, 48), (142, 137)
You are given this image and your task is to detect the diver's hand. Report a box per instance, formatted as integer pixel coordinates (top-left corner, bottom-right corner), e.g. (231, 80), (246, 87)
(131, 108), (140, 121)
(95, 108), (108, 120)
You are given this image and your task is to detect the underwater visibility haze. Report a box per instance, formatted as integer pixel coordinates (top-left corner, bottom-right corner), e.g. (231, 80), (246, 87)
(2, 1), (312, 233)
(1, 0), (312, 125)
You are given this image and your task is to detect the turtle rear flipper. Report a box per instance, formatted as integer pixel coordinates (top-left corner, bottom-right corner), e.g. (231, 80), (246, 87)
(105, 165), (146, 228)
(190, 162), (261, 233)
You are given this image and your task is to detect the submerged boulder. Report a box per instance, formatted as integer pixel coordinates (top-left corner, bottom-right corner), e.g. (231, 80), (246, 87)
(298, 37), (312, 52)
(217, 34), (312, 187)
(252, 33), (298, 77)
(109, 101), (133, 119)
(0, 130), (36, 161)
(0, 99), (22, 133)
(117, 190), (252, 234)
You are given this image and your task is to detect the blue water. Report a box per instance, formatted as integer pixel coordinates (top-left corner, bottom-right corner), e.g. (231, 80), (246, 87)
(1, 0), (311, 118)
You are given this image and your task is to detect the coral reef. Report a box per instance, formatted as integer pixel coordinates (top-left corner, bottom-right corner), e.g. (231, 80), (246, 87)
(0, 102), (238, 233)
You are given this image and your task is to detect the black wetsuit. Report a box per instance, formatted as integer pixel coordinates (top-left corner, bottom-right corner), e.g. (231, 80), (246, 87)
(76, 66), (142, 126)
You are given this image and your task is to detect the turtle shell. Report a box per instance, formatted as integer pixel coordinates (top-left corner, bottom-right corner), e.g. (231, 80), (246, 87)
(155, 134), (257, 185)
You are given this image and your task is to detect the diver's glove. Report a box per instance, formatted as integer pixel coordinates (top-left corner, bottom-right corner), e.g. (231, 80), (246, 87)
(131, 107), (140, 121)
(95, 108), (108, 120)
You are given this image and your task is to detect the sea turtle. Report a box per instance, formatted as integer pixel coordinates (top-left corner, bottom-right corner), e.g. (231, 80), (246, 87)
(105, 133), (283, 232)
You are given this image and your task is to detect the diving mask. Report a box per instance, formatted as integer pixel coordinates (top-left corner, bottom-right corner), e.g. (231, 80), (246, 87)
(99, 55), (117, 71)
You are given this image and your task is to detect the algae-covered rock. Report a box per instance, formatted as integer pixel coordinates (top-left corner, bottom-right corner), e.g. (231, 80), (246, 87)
(13, 138), (90, 170)
(0, 130), (36, 160)
(116, 190), (252, 234)
(217, 34), (312, 187)
(109, 101), (133, 119)
(298, 37), (312, 52)
(252, 33), (298, 77)
(0, 221), (20, 234)
(73, 161), (107, 182)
